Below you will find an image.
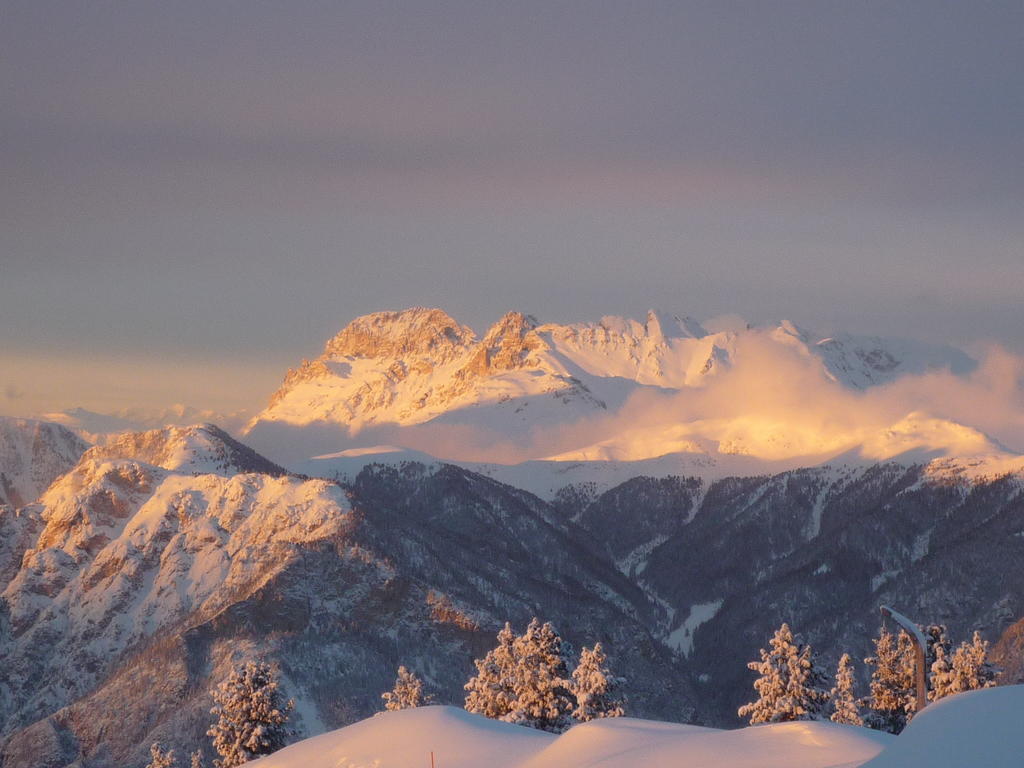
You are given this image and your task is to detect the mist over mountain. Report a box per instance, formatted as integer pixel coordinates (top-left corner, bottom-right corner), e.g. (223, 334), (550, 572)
(241, 307), (1020, 474)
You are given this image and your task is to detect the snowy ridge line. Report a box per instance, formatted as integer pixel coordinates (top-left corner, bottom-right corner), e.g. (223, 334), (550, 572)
(240, 306), (999, 470)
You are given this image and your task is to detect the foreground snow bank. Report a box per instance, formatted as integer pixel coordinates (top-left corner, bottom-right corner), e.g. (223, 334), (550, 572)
(251, 686), (1024, 768)
(248, 706), (890, 768)
(861, 684), (1024, 768)
(247, 707), (552, 768)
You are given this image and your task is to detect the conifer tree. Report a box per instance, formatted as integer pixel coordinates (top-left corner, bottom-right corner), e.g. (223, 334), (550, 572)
(465, 622), (518, 720)
(571, 643), (625, 722)
(737, 623), (830, 724)
(931, 631), (997, 700)
(207, 660), (294, 768)
(923, 624), (949, 674)
(830, 653), (863, 726)
(864, 627), (917, 733)
(189, 751), (204, 768)
(382, 665), (430, 711)
(506, 618), (576, 733)
(465, 618), (577, 732)
(146, 742), (177, 768)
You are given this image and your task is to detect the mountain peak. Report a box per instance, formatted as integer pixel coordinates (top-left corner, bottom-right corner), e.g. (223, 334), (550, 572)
(323, 307), (475, 362)
(461, 311), (545, 376)
(86, 424), (287, 476)
(0, 417), (89, 508)
(644, 309), (707, 340)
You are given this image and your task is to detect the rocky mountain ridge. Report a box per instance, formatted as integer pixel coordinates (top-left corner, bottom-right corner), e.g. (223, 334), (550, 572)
(0, 418), (89, 510)
(0, 425), (691, 767)
(2, 420), (1023, 767)
(242, 307), (982, 467)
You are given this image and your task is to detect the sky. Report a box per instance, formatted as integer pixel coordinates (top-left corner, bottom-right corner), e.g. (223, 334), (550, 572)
(2, 1), (1022, 418)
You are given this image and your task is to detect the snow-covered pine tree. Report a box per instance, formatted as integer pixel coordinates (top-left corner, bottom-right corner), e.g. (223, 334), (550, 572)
(737, 622), (830, 724)
(864, 627), (917, 733)
(923, 624), (949, 674)
(505, 618), (576, 733)
(571, 643), (625, 722)
(207, 660), (294, 768)
(931, 631), (998, 700)
(929, 642), (956, 701)
(146, 742), (177, 768)
(830, 653), (863, 726)
(957, 631), (998, 690)
(465, 622), (518, 719)
(382, 665), (430, 711)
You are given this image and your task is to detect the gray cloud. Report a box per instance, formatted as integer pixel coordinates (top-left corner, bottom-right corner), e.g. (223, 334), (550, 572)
(4, 385), (26, 401)
(2, 2), (1022, 414)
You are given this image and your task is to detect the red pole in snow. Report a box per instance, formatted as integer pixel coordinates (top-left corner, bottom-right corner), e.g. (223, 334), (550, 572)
(430, 751), (435, 768)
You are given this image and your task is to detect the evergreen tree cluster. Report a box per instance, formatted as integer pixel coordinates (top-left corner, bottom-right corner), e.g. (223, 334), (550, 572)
(739, 620), (999, 734)
(463, 618), (625, 732)
(142, 614), (997, 765)
(929, 630), (998, 701)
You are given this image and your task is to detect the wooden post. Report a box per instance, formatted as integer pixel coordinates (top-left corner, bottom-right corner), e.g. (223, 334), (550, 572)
(880, 605), (928, 714)
(430, 751), (435, 768)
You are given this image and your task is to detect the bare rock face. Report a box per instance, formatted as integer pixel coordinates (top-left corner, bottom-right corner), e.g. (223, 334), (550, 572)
(458, 311), (543, 377)
(323, 307), (476, 362)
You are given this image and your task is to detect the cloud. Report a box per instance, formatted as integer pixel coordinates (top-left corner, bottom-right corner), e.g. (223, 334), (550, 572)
(4, 384), (25, 401)
(247, 334), (1024, 471)
(362, 336), (1024, 466)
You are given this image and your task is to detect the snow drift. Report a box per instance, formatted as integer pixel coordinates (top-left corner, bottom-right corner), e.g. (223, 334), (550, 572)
(251, 686), (1024, 768)
(247, 705), (891, 768)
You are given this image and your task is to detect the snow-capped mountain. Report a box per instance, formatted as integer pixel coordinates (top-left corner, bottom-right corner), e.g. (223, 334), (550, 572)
(2, 420), (1023, 767)
(0, 310), (1019, 767)
(0, 417), (89, 509)
(248, 308), (972, 431)
(242, 307), (981, 468)
(0, 426), (689, 767)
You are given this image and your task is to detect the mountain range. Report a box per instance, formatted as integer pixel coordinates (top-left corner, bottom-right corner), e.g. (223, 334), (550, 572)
(2, 307), (1022, 767)
(241, 307), (1007, 471)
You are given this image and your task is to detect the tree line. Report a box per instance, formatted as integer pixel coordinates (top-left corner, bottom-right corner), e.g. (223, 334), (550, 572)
(738, 621), (998, 733)
(144, 615), (998, 766)
(145, 617), (623, 768)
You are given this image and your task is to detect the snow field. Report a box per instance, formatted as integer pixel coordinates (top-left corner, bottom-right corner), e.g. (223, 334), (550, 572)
(247, 706), (891, 768)
(250, 685), (1024, 768)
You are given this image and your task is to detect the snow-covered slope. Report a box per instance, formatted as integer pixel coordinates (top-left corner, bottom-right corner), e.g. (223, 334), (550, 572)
(245, 308), (611, 437)
(0, 417), (89, 509)
(0, 427), (351, 739)
(548, 411), (1017, 466)
(249, 704), (895, 768)
(860, 685), (1024, 768)
(0, 427), (693, 767)
(85, 423), (288, 476)
(251, 688), (1024, 768)
(243, 307), (976, 468)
